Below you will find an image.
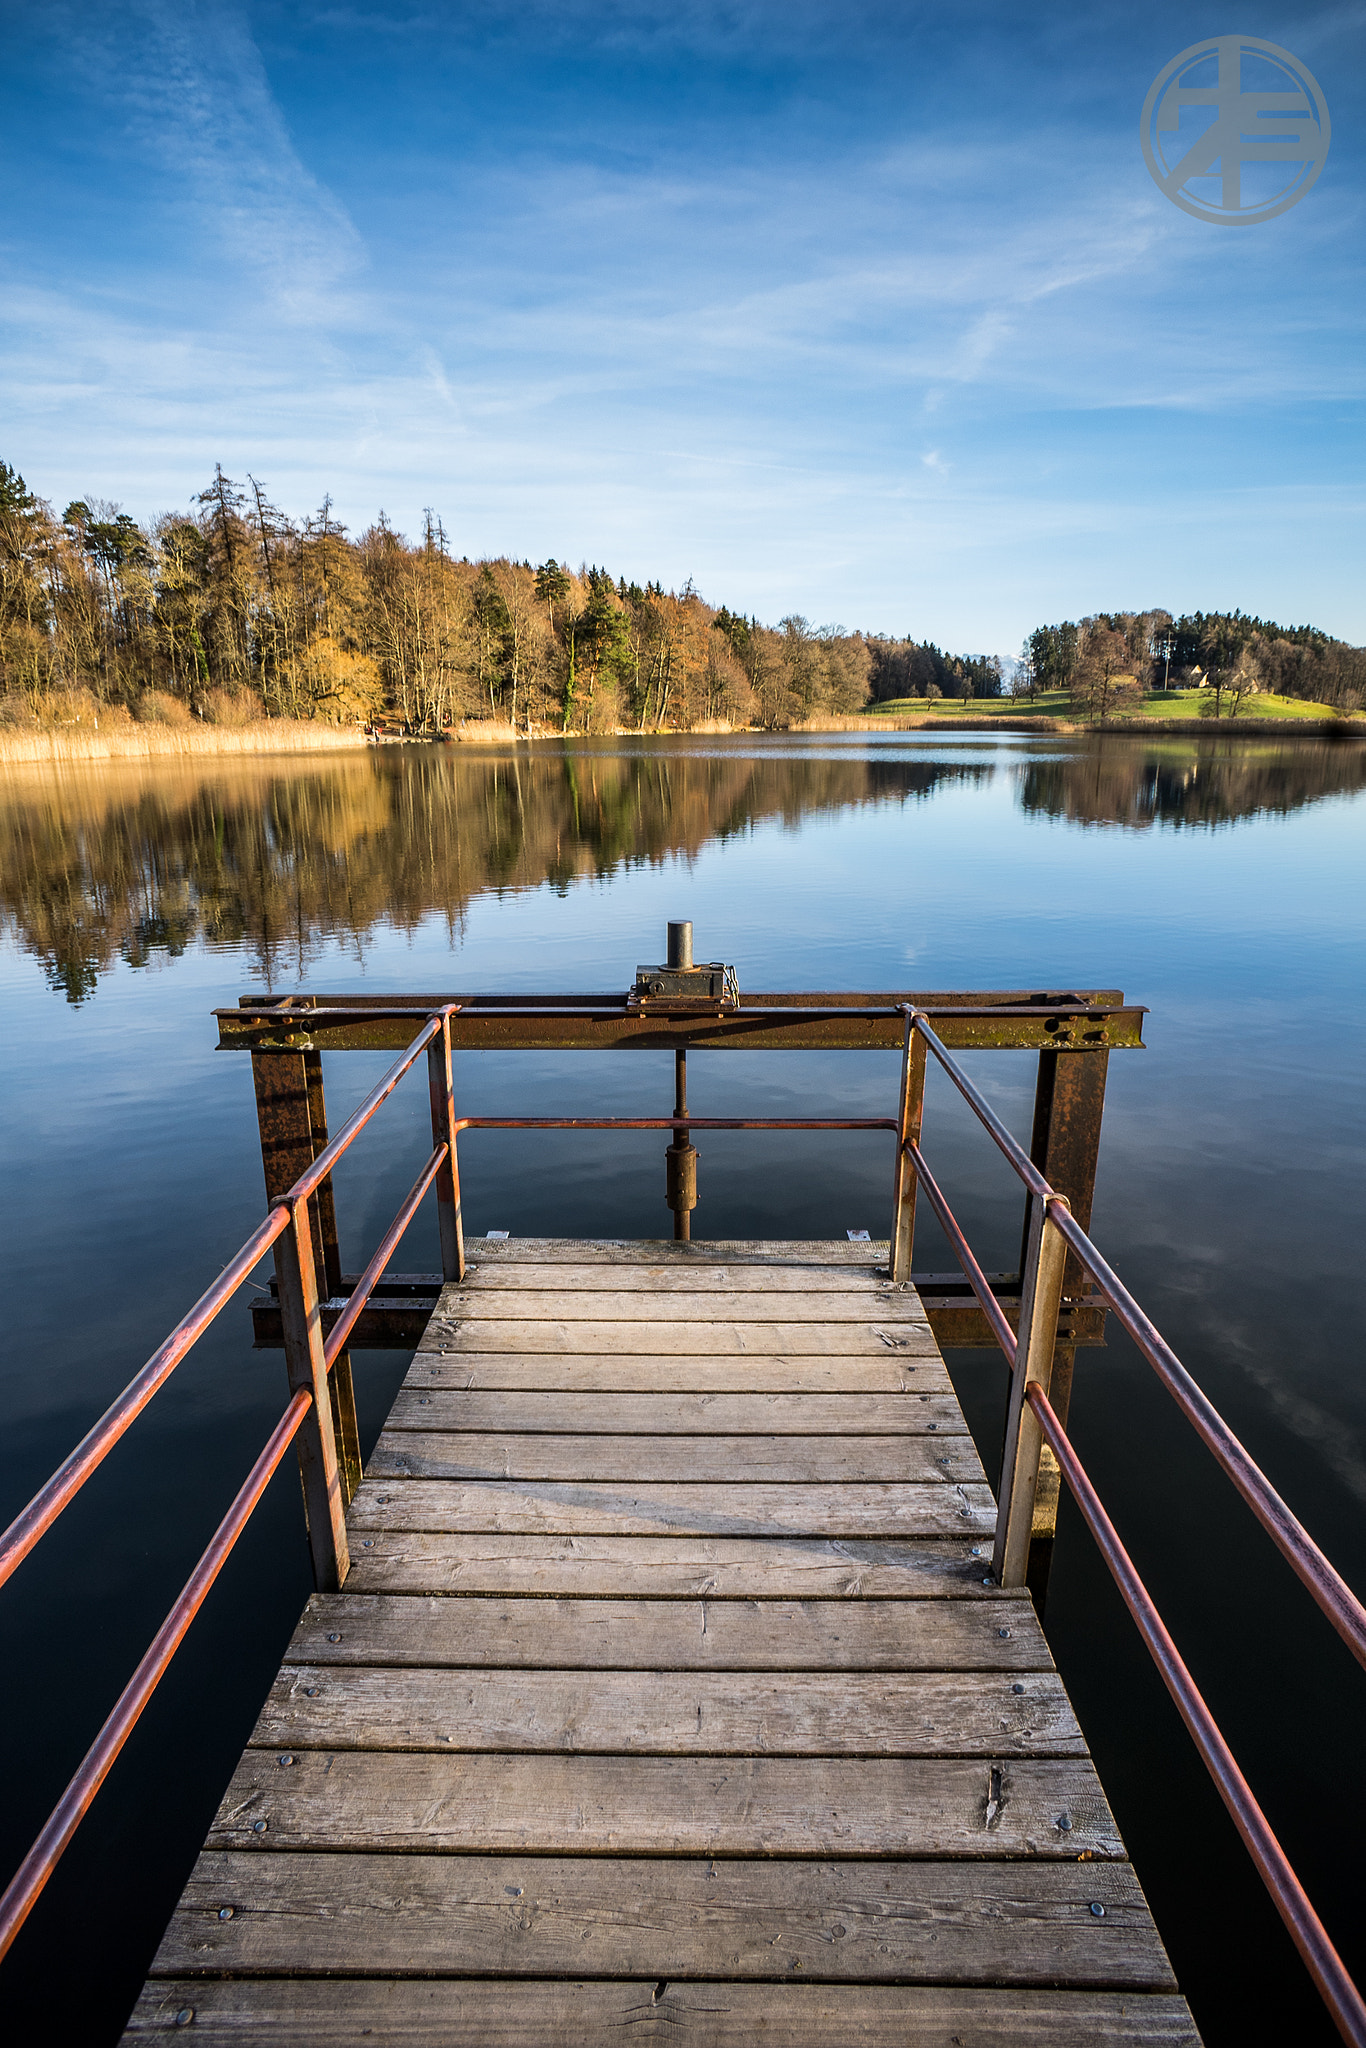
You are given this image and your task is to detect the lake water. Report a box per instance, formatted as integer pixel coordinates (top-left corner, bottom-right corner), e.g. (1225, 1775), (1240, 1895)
(2, 730), (1364, 2044)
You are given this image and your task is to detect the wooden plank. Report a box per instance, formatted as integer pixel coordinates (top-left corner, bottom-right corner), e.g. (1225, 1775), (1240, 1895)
(125, 1980), (1202, 2044)
(251, 1667), (1085, 1755)
(431, 1289), (930, 1323)
(386, 1391), (966, 1435)
(150, 1852), (1171, 1987)
(208, 1752), (1122, 1858)
(122, 1238), (1197, 2043)
(427, 1320), (943, 1356)
(368, 1432), (986, 1485)
(348, 1479), (996, 1537)
(282, 1594), (1049, 1670)
(405, 1355), (952, 1393)
(455, 1262), (904, 1292)
(341, 1532), (999, 1597)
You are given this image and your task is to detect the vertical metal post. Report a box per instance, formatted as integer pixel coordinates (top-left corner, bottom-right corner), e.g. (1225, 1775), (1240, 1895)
(252, 1050), (361, 1505)
(1018, 1046), (1110, 1604)
(304, 1052), (344, 1298)
(666, 1047), (697, 1240)
(890, 1012), (927, 1282)
(427, 1011), (466, 1282)
(993, 1196), (1069, 1588)
(303, 1050), (361, 1502)
(275, 1196), (350, 1592)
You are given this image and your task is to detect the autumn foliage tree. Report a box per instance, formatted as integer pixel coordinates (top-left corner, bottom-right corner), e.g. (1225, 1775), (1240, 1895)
(7, 454), (1363, 731)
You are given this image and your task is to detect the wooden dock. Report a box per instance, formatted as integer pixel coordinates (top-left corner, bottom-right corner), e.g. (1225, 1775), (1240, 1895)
(123, 1239), (1200, 2044)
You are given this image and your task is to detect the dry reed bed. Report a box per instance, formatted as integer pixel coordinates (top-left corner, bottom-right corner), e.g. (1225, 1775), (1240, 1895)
(0, 721), (368, 764)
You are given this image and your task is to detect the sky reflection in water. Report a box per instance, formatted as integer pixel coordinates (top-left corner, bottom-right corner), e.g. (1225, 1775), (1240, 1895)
(0, 728), (1363, 2047)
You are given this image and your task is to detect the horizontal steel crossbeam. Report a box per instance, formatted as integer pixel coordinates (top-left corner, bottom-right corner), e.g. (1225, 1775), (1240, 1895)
(216, 990), (1146, 1055)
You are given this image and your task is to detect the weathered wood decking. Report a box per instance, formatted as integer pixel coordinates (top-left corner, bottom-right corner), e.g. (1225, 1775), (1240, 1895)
(123, 1240), (1200, 2044)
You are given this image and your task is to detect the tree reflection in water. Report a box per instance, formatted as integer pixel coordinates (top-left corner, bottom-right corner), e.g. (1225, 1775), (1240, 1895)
(3, 733), (1363, 1003)
(1017, 735), (1366, 831)
(0, 742), (989, 1001)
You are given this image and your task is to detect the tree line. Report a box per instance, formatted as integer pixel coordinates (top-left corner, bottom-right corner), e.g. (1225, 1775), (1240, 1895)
(2, 461), (1360, 729)
(0, 460), (1017, 732)
(1016, 610), (1366, 717)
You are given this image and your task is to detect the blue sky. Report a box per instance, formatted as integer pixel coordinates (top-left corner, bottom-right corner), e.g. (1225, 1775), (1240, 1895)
(2, 0), (1363, 653)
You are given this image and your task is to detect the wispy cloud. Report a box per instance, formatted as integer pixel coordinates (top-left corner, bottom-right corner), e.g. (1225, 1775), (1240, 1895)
(63, 0), (366, 323)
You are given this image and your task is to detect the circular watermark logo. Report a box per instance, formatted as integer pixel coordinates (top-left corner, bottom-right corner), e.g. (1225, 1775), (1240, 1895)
(1141, 36), (1329, 224)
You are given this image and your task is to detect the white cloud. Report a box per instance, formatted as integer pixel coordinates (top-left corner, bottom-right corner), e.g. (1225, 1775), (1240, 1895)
(64, 0), (366, 323)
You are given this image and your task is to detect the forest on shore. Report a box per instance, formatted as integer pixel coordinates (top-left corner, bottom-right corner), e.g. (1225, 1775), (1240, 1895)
(1012, 614), (1366, 719)
(1, 461), (1362, 732)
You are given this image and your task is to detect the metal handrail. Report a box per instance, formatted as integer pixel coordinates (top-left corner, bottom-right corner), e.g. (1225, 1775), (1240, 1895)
(454, 1115), (898, 1132)
(897, 1005), (1366, 2044)
(0, 1012), (457, 1967)
(286, 1011), (446, 1207)
(903, 1006), (1366, 1673)
(0, 1016), (449, 1594)
(324, 1145), (448, 1369)
(0, 1207), (289, 1595)
(1029, 1385), (1366, 2048)
(0, 1003), (908, 1972)
(903, 1135), (1016, 1355)
(909, 1008), (1053, 1196)
(0, 1387), (313, 1964)
(1049, 1201), (1366, 1674)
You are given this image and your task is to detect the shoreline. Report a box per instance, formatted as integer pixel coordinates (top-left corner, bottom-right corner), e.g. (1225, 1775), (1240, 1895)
(790, 712), (1366, 737)
(1, 711), (1361, 768)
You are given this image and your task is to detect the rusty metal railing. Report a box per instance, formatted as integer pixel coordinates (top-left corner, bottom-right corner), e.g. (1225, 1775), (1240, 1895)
(0, 1008), (464, 1965)
(4, 989), (1363, 2044)
(0, 1008), (907, 1970)
(893, 1005), (1366, 2047)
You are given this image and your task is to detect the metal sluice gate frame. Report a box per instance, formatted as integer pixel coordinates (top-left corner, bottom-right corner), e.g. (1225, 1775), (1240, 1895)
(0, 934), (1363, 2042)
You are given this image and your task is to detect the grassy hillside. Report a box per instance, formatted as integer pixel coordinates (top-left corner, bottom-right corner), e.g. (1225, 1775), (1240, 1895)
(869, 687), (1359, 724)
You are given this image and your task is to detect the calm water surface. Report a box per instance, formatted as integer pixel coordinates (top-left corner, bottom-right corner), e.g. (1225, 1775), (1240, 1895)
(2, 731), (1364, 2044)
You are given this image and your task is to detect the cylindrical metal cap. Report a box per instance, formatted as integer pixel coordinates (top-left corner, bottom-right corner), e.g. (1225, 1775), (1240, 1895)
(667, 921), (693, 970)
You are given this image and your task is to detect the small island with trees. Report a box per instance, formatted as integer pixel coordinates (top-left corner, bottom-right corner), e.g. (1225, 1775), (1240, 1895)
(2, 461), (1362, 750)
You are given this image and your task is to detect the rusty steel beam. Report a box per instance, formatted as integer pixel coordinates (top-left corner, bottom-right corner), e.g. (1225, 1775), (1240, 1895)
(251, 1052), (328, 1283)
(218, 994), (1145, 1056)
(252, 1298), (437, 1351)
(304, 1050), (344, 1299)
(252, 1049), (362, 1505)
(1020, 1046), (1111, 1296)
(924, 1297), (1104, 1351)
